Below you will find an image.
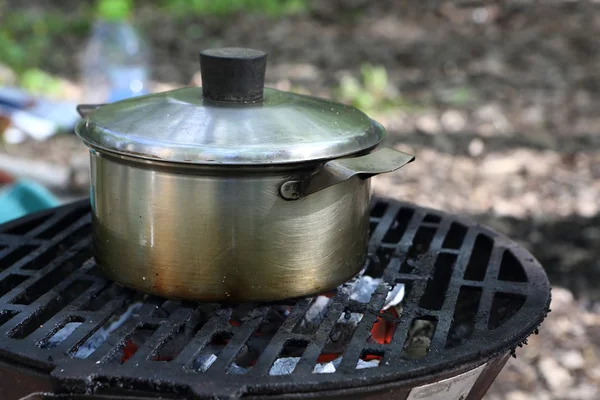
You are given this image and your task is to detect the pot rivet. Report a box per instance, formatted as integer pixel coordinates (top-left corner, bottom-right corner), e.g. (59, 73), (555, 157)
(280, 181), (301, 200)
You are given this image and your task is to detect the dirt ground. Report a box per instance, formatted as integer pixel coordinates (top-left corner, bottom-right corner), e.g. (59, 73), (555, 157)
(2, 1), (600, 398)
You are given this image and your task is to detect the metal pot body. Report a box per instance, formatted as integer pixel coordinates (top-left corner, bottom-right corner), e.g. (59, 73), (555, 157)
(89, 150), (371, 302)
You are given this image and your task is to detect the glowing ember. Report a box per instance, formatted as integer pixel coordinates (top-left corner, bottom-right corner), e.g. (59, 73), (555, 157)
(370, 307), (399, 345)
(121, 340), (139, 364)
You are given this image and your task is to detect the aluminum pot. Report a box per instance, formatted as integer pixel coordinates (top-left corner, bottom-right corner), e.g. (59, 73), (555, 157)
(75, 48), (414, 302)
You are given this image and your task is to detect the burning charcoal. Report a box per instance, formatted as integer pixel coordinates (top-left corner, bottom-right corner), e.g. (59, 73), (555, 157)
(121, 340), (139, 364)
(118, 326), (157, 364)
(269, 357), (300, 376)
(369, 307), (400, 345)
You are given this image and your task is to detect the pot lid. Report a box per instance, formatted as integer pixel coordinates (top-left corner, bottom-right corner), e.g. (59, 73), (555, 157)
(75, 48), (385, 165)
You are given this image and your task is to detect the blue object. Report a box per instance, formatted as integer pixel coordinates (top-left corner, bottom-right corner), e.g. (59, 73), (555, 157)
(0, 180), (59, 224)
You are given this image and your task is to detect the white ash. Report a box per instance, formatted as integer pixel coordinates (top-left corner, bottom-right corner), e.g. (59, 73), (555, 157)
(313, 356), (380, 373)
(383, 283), (405, 310)
(303, 278), (405, 355)
(195, 353), (249, 375)
(295, 276), (404, 336)
(73, 302), (142, 359)
(356, 358), (380, 369)
(194, 354), (217, 372)
(313, 356), (342, 374)
(43, 321), (83, 349)
(313, 363), (336, 374)
(269, 357), (300, 376)
(295, 295), (330, 332)
(350, 276), (380, 303)
(306, 296), (330, 320)
(227, 362), (249, 375)
(350, 276), (405, 309)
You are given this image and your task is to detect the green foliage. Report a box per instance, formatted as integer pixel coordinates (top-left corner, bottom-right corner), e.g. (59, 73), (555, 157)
(335, 64), (419, 114)
(0, 0), (308, 82)
(19, 69), (64, 97)
(0, 31), (26, 73)
(97, 0), (133, 21)
(162, 0), (309, 17)
(447, 86), (472, 106)
(0, 9), (91, 74)
(361, 64), (388, 96)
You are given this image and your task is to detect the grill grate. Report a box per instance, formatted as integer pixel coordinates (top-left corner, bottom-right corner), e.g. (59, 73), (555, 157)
(0, 198), (550, 399)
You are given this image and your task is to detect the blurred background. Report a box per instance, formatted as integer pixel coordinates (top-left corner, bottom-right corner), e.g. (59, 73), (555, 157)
(0, 0), (599, 398)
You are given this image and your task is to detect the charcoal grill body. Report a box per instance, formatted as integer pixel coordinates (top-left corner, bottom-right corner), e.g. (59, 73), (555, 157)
(0, 198), (550, 399)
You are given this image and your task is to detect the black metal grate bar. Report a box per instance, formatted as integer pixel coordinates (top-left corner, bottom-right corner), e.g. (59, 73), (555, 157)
(247, 303), (309, 377)
(127, 307), (194, 364)
(429, 228), (480, 352)
(175, 309), (230, 368)
(208, 307), (269, 374)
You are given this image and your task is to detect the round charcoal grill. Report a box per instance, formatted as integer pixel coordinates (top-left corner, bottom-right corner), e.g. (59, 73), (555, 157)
(0, 198), (550, 400)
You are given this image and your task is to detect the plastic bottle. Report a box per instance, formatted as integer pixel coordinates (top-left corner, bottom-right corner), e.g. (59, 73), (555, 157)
(80, 0), (150, 103)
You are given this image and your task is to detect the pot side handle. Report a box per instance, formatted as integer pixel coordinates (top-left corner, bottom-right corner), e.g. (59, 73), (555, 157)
(280, 147), (415, 200)
(76, 104), (105, 118)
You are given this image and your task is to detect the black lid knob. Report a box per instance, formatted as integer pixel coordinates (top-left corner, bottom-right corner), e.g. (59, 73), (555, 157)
(199, 47), (267, 103)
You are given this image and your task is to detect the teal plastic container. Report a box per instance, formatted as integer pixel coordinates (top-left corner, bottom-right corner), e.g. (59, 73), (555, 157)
(0, 180), (59, 224)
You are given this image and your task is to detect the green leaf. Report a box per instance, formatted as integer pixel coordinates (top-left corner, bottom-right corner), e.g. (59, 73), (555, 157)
(449, 87), (471, 106)
(361, 64), (388, 96)
(19, 69), (64, 97)
(97, 0), (133, 21)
